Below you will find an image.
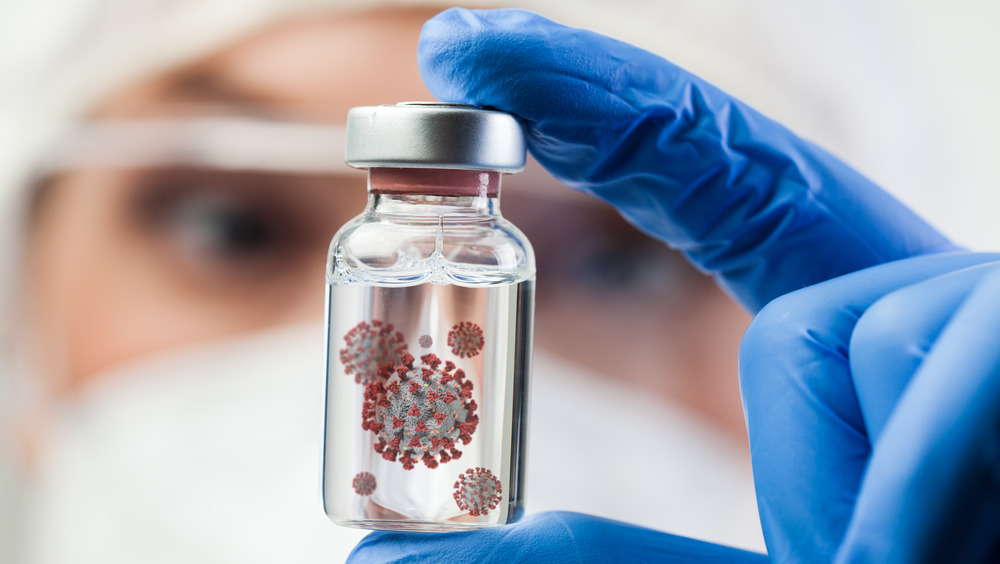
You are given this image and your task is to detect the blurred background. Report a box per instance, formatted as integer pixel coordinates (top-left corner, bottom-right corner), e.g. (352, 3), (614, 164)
(0, 1), (997, 562)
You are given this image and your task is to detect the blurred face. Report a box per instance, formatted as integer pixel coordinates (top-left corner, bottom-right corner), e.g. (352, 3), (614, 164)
(22, 8), (750, 442)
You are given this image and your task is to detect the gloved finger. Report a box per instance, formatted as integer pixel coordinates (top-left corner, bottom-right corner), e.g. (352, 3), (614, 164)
(837, 265), (1000, 563)
(739, 252), (1000, 562)
(418, 8), (956, 312)
(347, 511), (768, 563)
(850, 262), (1000, 440)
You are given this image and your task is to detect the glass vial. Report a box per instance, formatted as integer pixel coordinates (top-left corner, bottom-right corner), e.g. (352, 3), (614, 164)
(323, 103), (534, 531)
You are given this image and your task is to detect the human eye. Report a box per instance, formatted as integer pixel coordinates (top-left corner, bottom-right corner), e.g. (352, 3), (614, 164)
(504, 193), (704, 300)
(131, 168), (289, 263)
(124, 167), (363, 285)
(571, 239), (693, 295)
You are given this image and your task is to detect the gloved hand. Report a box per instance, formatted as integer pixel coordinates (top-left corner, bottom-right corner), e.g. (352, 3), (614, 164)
(349, 8), (1000, 563)
(741, 252), (1000, 563)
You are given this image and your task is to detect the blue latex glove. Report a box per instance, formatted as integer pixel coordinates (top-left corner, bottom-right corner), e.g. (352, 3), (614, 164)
(349, 7), (1000, 563)
(351, 512), (768, 563)
(741, 252), (1000, 562)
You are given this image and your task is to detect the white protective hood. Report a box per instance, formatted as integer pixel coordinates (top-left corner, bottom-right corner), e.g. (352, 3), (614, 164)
(0, 0), (996, 559)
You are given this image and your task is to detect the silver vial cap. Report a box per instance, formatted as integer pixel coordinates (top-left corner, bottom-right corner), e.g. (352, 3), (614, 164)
(345, 102), (526, 173)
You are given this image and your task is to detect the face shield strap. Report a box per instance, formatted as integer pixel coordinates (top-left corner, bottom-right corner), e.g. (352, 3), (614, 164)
(36, 118), (354, 176)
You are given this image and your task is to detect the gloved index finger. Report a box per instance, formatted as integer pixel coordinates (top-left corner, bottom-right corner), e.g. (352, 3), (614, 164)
(418, 8), (956, 312)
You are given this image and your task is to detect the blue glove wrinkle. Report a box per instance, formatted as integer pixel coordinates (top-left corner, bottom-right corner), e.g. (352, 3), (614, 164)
(419, 8), (955, 313)
(850, 261), (1000, 440)
(837, 265), (1000, 563)
(740, 252), (1000, 561)
(741, 289), (867, 562)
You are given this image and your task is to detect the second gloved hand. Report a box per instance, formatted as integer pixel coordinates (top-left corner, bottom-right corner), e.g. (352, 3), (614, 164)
(741, 251), (1000, 562)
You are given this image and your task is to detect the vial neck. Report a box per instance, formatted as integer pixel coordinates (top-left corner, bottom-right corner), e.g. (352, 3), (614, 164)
(367, 168), (502, 216)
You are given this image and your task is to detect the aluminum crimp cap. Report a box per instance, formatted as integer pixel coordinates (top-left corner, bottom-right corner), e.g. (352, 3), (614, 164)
(345, 102), (526, 173)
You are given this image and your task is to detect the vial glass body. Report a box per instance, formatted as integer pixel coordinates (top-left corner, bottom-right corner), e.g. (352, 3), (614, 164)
(323, 168), (534, 531)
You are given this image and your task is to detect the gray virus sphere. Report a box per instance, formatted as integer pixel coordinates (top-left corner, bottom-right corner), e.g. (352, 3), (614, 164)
(453, 467), (502, 516)
(352, 471), (376, 496)
(447, 321), (484, 358)
(362, 353), (478, 470)
(339, 319), (408, 385)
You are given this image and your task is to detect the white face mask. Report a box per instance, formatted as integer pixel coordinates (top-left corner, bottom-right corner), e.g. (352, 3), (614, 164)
(526, 352), (765, 552)
(19, 324), (367, 564)
(10, 324), (765, 563)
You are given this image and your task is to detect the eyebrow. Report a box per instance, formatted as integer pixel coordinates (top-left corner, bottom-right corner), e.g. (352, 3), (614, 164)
(167, 67), (276, 111)
(163, 63), (350, 124)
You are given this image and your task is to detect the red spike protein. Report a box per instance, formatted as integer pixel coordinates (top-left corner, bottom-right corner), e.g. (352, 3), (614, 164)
(447, 321), (484, 358)
(361, 353), (478, 470)
(453, 467), (502, 516)
(339, 320), (408, 385)
(352, 471), (377, 496)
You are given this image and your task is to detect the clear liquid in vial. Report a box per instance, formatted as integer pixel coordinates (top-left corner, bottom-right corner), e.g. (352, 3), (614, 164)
(322, 280), (532, 531)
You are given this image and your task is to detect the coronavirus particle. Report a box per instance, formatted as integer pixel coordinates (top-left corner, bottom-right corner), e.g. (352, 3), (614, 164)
(352, 471), (376, 496)
(419, 334), (433, 349)
(453, 467), (502, 516)
(362, 353), (478, 470)
(339, 320), (408, 385)
(447, 321), (484, 358)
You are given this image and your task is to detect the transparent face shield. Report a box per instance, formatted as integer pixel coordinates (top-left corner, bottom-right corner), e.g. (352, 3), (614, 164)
(34, 114), (700, 290)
